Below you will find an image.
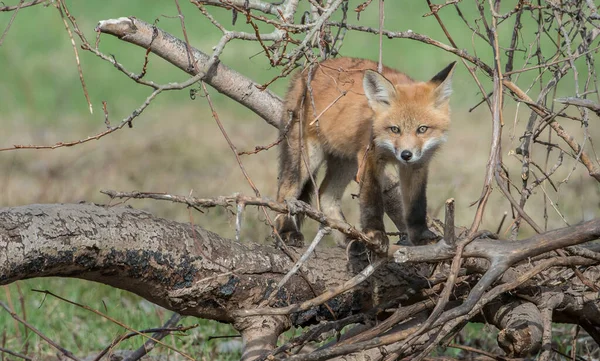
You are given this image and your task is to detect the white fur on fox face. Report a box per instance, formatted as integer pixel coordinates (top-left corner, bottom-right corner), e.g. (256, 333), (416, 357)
(422, 135), (447, 155)
(376, 138), (417, 163)
(375, 138), (396, 157)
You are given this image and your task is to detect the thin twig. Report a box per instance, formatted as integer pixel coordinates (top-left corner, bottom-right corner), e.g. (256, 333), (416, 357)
(0, 0), (24, 47)
(377, 0), (383, 73)
(56, 0), (93, 114)
(0, 0), (45, 12)
(444, 198), (455, 246)
(29, 290), (194, 361)
(276, 227), (331, 290)
(122, 313), (187, 361)
(100, 190), (373, 245)
(0, 301), (81, 361)
(0, 348), (33, 361)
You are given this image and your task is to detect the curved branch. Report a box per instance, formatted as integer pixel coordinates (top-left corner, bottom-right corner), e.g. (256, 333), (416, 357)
(193, 0), (282, 16)
(0, 203), (410, 325)
(95, 17), (283, 127)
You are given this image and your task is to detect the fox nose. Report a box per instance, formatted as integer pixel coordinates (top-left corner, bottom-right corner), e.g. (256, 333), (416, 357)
(400, 150), (413, 161)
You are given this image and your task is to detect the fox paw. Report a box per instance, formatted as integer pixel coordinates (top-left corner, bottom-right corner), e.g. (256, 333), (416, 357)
(411, 228), (440, 246)
(364, 229), (389, 254)
(394, 233), (411, 246)
(279, 231), (305, 247)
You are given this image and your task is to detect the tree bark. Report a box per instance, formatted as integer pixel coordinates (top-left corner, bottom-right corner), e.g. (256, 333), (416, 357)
(0, 203), (420, 324)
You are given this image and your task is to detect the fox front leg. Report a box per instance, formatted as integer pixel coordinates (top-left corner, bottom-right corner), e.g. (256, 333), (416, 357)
(398, 164), (439, 245)
(359, 156), (389, 253)
(381, 170), (407, 234)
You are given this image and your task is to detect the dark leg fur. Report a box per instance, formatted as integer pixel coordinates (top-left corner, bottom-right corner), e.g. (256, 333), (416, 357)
(398, 165), (439, 245)
(404, 180), (437, 245)
(359, 156), (389, 253)
(381, 171), (407, 233)
(291, 172), (316, 245)
(274, 178), (314, 248)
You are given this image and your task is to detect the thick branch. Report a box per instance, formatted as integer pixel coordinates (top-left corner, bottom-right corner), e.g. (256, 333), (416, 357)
(0, 203), (415, 325)
(95, 17), (283, 127)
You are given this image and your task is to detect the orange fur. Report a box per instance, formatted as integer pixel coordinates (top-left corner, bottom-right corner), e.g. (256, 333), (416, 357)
(276, 57), (456, 249)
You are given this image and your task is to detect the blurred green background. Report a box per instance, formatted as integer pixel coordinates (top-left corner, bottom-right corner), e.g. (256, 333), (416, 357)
(1, 1), (598, 359)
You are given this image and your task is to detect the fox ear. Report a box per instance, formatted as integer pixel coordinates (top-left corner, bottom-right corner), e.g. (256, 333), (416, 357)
(429, 61), (456, 106)
(363, 70), (396, 107)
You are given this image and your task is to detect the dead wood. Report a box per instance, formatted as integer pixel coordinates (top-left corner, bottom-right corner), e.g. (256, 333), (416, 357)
(0, 203), (420, 324)
(95, 17), (283, 128)
(482, 298), (543, 357)
(1, 203), (599, 360)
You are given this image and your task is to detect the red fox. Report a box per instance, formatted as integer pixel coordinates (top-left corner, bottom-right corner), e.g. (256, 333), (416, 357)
(275, 57), (455, 250)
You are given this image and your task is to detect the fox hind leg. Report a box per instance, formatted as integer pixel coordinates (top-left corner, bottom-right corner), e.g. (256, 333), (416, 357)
(276, 131), (323, 247)
(319, 155), (356, 247)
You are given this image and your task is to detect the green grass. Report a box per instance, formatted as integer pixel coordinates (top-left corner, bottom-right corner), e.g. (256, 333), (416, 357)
(1, 1), (599, 360)
(2, 279), (241, 361)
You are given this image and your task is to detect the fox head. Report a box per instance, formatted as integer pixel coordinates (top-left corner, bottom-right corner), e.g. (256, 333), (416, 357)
(363, 62), (456, 165)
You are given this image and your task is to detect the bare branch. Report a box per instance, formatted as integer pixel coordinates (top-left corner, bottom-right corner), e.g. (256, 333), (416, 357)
(0, 0), (45, 12)
(100, 190), (376, 247)
(96, 17), (283, 127)
(556, 97), (600, 116)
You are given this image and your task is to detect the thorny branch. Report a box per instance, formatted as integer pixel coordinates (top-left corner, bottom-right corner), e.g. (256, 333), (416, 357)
(100, 190), (373, 246)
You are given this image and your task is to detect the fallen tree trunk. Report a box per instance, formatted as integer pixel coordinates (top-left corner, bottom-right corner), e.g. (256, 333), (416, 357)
(1, 203), (599, 360)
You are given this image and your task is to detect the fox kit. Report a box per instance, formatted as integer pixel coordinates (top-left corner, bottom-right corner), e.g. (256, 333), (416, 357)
(276, 57), (455, 250)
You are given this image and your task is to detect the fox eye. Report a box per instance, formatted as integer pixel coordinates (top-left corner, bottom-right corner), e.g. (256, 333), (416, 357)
(390, 126), (400, 134)
(417, 125), (428, 134)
